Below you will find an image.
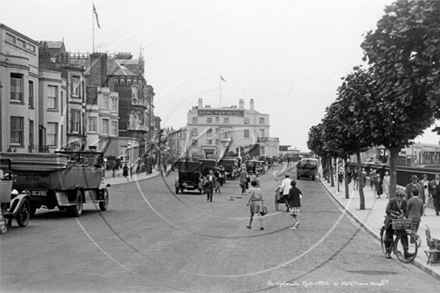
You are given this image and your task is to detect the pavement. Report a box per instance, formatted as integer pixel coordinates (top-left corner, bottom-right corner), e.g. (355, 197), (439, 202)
(319, 172), (440, 280)
(102, 167), (161, 185)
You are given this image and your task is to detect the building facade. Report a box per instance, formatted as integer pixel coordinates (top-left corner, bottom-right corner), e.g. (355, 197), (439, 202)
(185, 98), (279, 159)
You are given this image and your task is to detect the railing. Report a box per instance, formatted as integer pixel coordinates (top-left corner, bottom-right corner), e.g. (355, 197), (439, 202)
(258, 137), (279, 142)
(28, 145), (50, 153)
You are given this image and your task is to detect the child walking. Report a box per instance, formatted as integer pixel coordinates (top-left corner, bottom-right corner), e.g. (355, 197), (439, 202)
(287, 180), (303, 230)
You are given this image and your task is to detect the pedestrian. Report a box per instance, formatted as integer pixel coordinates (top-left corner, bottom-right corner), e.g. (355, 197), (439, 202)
(429, 174), (440, 216)
(376, 176), (383, 199)
(407, 189), (424, 246)
(239, 168), (249, 194)
(383, 190), (408, 259)
(203, 170), (217, 202)
(352, 167), (359, 191)
(405, 175), (423, 201)
(279, 173), (292, 212)
(419, 174), (429, 216)
(287, 180), (303, 230)
(253, 173), (260, 188)
(123, 164), (129, 181)
(246, 180), (264, 230)
(361, 168), (367, 188)
(383, 171), (390, 198)
(370, 169), (377, 192)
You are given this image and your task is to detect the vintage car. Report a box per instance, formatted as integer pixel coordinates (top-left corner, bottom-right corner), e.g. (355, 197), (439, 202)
(218, 158), (238, 179)
(174, 161), (203, 194)
(296, 158), (318, 181)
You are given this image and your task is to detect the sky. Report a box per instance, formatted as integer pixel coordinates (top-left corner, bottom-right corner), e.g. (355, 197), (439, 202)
(2, 0), (439, 151)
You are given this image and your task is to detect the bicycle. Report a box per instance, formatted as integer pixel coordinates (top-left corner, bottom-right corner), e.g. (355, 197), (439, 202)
(380, 214), (419, 263)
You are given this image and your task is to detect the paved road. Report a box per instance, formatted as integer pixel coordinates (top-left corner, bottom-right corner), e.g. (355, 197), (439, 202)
(1, 164), (439, 292)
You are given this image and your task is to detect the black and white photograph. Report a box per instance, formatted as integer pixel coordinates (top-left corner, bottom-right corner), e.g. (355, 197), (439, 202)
(1, 0), (440, 292)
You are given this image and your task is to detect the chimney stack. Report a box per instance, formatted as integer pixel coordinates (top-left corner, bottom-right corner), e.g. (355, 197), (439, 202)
(89, 53), (108, 87)
(198, 98), (203, 109)
(239, 99), (244, 109)
(250, 98), (254, 110)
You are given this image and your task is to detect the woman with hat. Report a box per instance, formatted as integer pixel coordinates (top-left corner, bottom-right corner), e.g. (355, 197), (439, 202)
(419, 174), (429, 216)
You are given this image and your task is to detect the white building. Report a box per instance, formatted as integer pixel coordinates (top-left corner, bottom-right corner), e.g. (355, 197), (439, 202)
(186, 98), (279, 159)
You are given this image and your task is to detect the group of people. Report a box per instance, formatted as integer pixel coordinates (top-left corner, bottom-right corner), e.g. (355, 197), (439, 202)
(383, 173), (440, 259)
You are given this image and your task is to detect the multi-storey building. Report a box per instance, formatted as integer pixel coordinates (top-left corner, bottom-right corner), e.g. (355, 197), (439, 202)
(185, 98), (279, 159)
(0, 24), (64, 153)
(39, 41), (87, 151)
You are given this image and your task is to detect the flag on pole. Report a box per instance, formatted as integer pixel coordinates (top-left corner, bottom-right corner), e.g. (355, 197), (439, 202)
(220, 75), (226, 82)
(93, 4), (101, 29)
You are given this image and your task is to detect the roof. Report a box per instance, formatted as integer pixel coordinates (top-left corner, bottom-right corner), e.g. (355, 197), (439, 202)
(45, 41), (64, 48)
(107, 59), (137, 76)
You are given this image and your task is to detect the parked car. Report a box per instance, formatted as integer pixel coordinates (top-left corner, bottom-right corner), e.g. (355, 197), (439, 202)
(174, 161), (203, 194)
(296, 158), (318, 181)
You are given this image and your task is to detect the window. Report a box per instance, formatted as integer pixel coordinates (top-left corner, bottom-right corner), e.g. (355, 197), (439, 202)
(47, 122), (58, 146)
(102, 119), (109, 135)
(28, 81), (34, 108)
(207, 118), (212, 124)
(244, 129), (249, 138)
(207, 128), (212, 137)
(103, 95), (109, 109)
(29, 120), (34, 147)
(72, 76), (80, 97)
(17, 39), (26, 48)
(60, 125), (63, 148)
(224, 118), (229, 124)
(221, 129), (229, 138)
(10, 117), (23, 145)
(260, 129), (265, 138)
(10, 73), (23, 102)
(127, 79), (131, 84)
(6, 33), (16, 44)
(192, 140), (198, 147)
(120, 79), (125, 84)
(244, 118), (249, 125)
(215, 117), (219, 123)
(259, 117), (265, 124)
(61, 91), (64, 116)
(192, 129), (198, 137)
(27, 43), (35, 52)
(215, 128), (219, 135)
(111, 98), (118, 112)
(111, 121), (118, 136)
(192, 117), (198, 124)
(207, 139), (212, 145)
(71, 110), (81, 133)
(114, 79), (119, 84)
(47, 85), (58, 109)
(88, 116), (97, 132)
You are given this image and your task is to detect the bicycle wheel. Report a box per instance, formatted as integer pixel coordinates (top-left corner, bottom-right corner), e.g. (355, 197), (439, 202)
(380, 226), (387, 256)
(393, 231), (418, 263)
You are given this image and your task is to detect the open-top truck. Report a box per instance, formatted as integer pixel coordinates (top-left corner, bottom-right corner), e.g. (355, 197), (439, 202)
(0, 151), (110, 217)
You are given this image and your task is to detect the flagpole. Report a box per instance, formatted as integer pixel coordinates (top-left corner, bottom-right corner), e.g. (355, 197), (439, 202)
(92, 5), (95, 53)
(219, 76), (222, 108)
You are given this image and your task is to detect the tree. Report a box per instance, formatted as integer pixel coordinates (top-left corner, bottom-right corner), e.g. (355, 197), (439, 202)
(361, 0), (439, 197)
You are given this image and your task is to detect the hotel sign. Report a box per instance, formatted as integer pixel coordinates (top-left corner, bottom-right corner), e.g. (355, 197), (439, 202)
(198, 109), (244, 116)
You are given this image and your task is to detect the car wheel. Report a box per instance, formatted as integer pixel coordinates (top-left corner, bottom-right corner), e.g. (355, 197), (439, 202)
(16, 198), (31, 227)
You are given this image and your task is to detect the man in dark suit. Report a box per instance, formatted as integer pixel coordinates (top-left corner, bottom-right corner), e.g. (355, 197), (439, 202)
(384, 190), (408, 259)
(405, 175), (424, 201)
(429, 174), (440, 216)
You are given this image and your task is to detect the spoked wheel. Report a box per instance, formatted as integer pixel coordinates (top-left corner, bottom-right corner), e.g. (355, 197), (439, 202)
(67, 189), (83, 217)
(16, 198), (31, 227)
(393, 231), (418, 263)
(99, 188), (109, 211)
(380, 226), (387, 256)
